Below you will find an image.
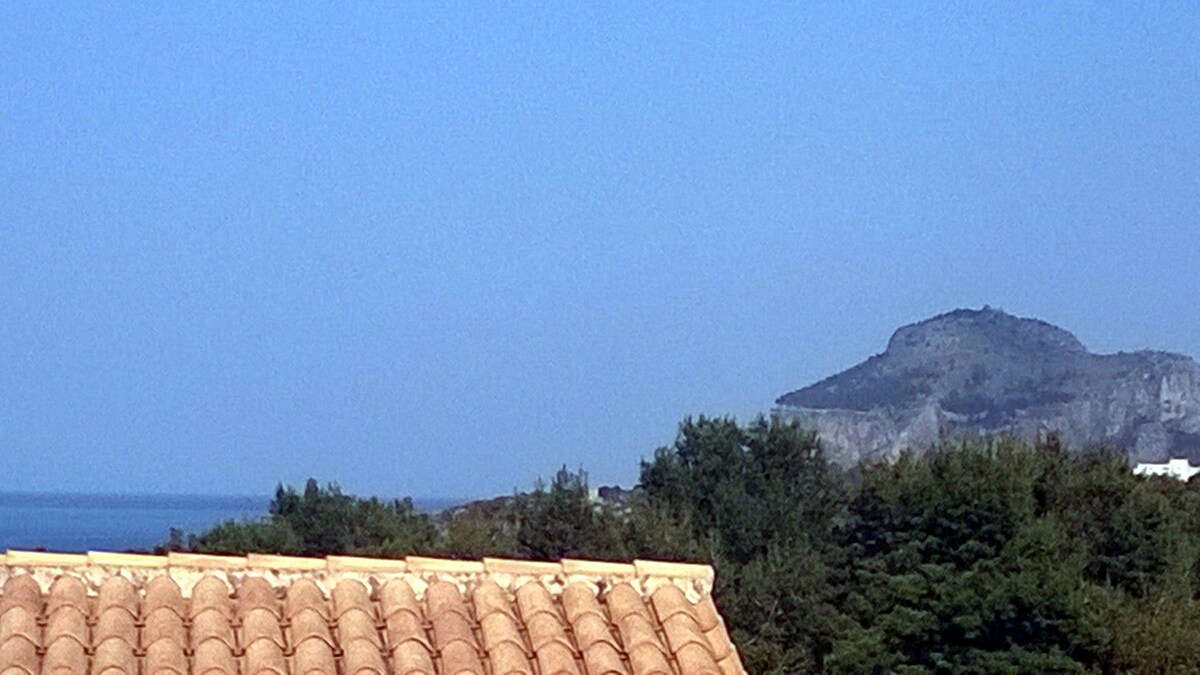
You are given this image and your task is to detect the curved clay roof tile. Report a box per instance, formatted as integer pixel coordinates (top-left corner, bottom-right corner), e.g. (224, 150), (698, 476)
(0, 553), (744, 675)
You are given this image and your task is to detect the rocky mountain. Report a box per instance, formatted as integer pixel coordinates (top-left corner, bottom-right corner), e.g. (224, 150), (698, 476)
(774, 308), (1200, 466)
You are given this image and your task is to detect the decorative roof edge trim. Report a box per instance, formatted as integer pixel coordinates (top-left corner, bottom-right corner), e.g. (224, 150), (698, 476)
(634, 559), (716, 581)
(405, 556), (486, 574)
(482, 557), (563, 576)
(561, 558), (637, 576)
(88, 551), (169, 568)
(326, 555), (408, 572)
(167, 552), (249, 569)
(3, 550), (716, 584)
(5, 550), (88, 567)
(246, 553), (326, 571)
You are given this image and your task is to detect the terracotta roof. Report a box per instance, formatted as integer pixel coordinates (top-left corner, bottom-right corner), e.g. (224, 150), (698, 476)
(0, 551), (745, 675)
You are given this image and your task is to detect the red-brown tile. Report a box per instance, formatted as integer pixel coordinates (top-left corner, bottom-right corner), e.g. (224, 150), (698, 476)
(94, 606), (138, 646)
(243, 638), (287, 675)
(537, 640), (583, 675)
(342, 636), (388, 675)
(142, 606), (187, 650)
(661, 614), (714, 657)
(430, 611), (477, 652)
(190, 577), (233, 619)
(379, 579), (422, 619)
(695, 595), (738, 664)
(390, 640), (436, 675)
(93, 635), (137, 675)
(673, 642), (721, 674)
(439, 640), (485, 675)
(45, 575), (87, 616)
(561, 582), (605, 624)
(238, 577), (279, 617)
(143, 638), (188, 675)
(240, 607), (286, 649)
(704, 625), (733, 661)
(472, 580), (517, 621)
(43, 607), (88, 649)
(572, 613), (621, 653)
(525, 612), (573, 654)
(649, 585), (692, 622)
(0, 576), (42, 616)
(190, 608), (236, 650)
(289, 608), (335, 648)
(626, 641), (673, 675)
(581, 642), (629, 675)
(193, 639), (237, 675)
(425, 581), (471, 622)
(514, 582), (560, 623)
(144, 576), (186, 618)
(284, 578), (329, 619)
(479, 611), (527, 655)
(606, 584), (652, 624)
(42, 637), (87, 675)
(385, 610), (432, 653)
(563, 583), (627, 674)
(0, 553), (743, 675)
(693, 596), (721, 632)
(97, 576), (139, 615)
(292, 636), (337, 675)
(0, 635), (38, 675)
(337, 607), (382, 647)
(332, 579), (373, 617)
(716, 651), (745, 675)
(517, 582), (580, 675)
(615, 613), (664, 654)
(487, 641), (535, 675)
(0, 608), (39, 648)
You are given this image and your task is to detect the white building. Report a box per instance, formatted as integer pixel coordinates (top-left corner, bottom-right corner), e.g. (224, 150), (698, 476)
(1132, 458), (1200, 480)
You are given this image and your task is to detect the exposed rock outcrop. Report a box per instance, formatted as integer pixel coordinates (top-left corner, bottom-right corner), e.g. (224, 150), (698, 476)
(774, 308), (1200, 465)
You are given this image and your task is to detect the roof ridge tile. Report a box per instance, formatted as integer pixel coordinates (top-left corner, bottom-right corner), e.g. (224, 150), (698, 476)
(167, 552), (248, 569)
(3, 550), (713, 585)
(5, 550), (88, 567)
(246, 554), (326, 571)
(481, 557), (563, 576)
(405, 556), (485, 575)
(89, 551), (170, 568)
(561, 559), (636, 577)
(325, 555), (408, 573)
(633, 559), (714, 581)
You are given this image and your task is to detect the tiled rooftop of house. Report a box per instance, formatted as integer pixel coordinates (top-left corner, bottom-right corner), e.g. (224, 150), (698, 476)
(0, 551), (744, 675)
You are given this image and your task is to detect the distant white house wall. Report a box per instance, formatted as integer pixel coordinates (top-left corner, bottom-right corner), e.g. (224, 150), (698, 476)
(1133, 458), (1200, 480)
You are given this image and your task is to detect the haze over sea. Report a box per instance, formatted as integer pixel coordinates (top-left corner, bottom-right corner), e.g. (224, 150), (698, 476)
(0, 493), (462, 553)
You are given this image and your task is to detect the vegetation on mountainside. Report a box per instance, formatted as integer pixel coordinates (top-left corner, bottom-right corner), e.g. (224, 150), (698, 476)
(176, 418), (1200, 674)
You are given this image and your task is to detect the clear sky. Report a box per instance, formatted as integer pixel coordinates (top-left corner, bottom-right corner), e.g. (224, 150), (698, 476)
(1, 3), (1197, 498)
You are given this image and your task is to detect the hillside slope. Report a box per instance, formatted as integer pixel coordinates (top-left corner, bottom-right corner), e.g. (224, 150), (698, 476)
(775, 308), (1200, 465)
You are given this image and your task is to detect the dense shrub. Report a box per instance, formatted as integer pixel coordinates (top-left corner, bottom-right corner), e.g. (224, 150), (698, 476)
(177, 419), (1200, 673)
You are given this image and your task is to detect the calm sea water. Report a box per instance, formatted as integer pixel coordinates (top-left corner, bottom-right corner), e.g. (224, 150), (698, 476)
(0, 493), (463, 553)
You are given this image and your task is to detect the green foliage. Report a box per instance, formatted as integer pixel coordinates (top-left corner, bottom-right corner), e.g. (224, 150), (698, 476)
(439, 510), (520, 559)
(640, 416), (848, 672)
(178, 420), (1200, 673)
(192, 479), (438, 556)
(514, 467), (629, 560)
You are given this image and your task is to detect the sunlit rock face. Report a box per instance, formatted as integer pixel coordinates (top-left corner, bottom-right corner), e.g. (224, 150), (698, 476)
(775, 308), (1200, 466)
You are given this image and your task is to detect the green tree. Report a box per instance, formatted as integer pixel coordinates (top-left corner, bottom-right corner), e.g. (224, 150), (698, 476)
(514, 467), (628, 560)
(639, 416), (847, 673)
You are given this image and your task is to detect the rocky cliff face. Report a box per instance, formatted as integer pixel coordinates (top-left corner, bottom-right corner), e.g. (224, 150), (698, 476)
(774, 308), (1200, 466)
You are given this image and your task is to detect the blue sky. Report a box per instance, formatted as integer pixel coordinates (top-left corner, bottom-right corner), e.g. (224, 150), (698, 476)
(1, 3), (1197, 498)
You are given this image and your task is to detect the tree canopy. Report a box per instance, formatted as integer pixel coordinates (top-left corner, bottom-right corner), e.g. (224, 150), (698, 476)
(177, 418), (1200, 673)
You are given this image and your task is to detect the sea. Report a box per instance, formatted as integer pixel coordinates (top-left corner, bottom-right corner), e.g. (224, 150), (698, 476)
(0, 493), (463, 553)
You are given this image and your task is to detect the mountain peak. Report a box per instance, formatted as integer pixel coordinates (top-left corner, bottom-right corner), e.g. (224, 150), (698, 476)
(775, 309), (1200, 465)
(885, 307), (1086, 358)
